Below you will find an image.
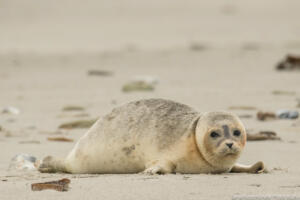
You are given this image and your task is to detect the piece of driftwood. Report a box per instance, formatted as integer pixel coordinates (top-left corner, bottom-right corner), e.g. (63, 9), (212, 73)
(31, 178), (71, 192)
(247, 131), (281, 141)
(47, 137), (74, 142)
(257, 111), (276, 121)
(276, 54), (300, 70)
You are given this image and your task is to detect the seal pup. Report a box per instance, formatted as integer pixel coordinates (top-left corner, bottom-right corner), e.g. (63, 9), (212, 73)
(39, 98), (264, 174)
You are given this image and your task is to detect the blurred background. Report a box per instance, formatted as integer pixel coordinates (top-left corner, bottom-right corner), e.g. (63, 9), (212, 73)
(1, 0), (300, 53)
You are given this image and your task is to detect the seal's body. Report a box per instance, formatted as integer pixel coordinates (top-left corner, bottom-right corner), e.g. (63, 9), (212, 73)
(39, 99), (264, 174)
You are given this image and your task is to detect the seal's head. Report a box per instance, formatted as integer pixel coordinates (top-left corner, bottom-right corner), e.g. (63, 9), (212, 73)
(195, 112), (246, 169)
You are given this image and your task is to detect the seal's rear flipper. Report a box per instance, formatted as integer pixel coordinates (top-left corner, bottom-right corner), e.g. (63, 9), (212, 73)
(230, 161), (265, 174)
(38, 156), (68, 173)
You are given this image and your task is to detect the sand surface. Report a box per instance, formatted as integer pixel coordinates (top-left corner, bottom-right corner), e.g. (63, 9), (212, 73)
(0, 0), (300, 199)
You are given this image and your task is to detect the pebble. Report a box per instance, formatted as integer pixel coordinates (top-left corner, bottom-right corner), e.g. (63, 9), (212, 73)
(9, 154), (39, 171)
(2, 106), (20, 115)
(276, 110), (299, 119)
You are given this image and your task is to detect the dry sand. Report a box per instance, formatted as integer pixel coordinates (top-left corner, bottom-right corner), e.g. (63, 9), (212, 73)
(0, 0), (300, 199)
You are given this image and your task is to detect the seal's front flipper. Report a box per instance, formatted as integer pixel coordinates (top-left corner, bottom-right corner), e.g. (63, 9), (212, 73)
(142, 160), (176, 175)
(230, 161), (265, 174)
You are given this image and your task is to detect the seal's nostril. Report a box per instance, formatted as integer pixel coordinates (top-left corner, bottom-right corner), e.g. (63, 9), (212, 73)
(226, 143), (233, 148)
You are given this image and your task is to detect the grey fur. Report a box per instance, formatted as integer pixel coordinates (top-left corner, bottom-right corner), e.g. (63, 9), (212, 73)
(222, 125), (230, 138)
(96, 98), (200, 150)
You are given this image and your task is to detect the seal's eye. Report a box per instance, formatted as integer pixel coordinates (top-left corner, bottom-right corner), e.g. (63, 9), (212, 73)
(233, 130), (241, 137)
(210, 131), (220, 138)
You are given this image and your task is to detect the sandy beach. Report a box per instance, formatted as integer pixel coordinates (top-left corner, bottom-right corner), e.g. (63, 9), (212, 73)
(0, 0), (300, 199)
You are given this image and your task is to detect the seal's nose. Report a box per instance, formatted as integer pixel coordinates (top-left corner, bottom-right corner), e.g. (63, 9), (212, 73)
(226, 143), (233, 148)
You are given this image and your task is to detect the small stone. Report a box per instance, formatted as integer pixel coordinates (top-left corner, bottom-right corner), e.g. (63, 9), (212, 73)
(276, 54), (300, 71)
(9, 154), (39, 171)
(87, 70), (113, 77)
(276, 110), (299, 119)
(2, 106), (20, 115)
(122, 76), (158, 92)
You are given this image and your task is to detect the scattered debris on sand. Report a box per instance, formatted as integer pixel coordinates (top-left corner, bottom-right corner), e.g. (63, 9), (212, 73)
(62, 106), (85, 111)
(228, 106), (257, 110)
(87, 70), (113, 77)
(1, 106), (20, 115)
(247, 131), (281, 141)
(276, 54), (300, 71)
(58, 119), (97, 129)
(257, 110), (299, 120)
(272, 90), (296, 96)
(31, 178), (71, 192)
(276, 110), (299, 119)
(122, 76), (158, 92)
(47, 137), (73, 142)
(122, 81), (154, 92)
(256, 111), (276, 121)
(9, 154), (39, 171)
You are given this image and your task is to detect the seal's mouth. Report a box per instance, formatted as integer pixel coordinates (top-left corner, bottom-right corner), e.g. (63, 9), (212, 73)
(225, 152), (237, 156)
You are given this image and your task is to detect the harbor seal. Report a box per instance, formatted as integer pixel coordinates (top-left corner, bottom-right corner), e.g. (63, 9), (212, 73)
(39, 98), (264, 174)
